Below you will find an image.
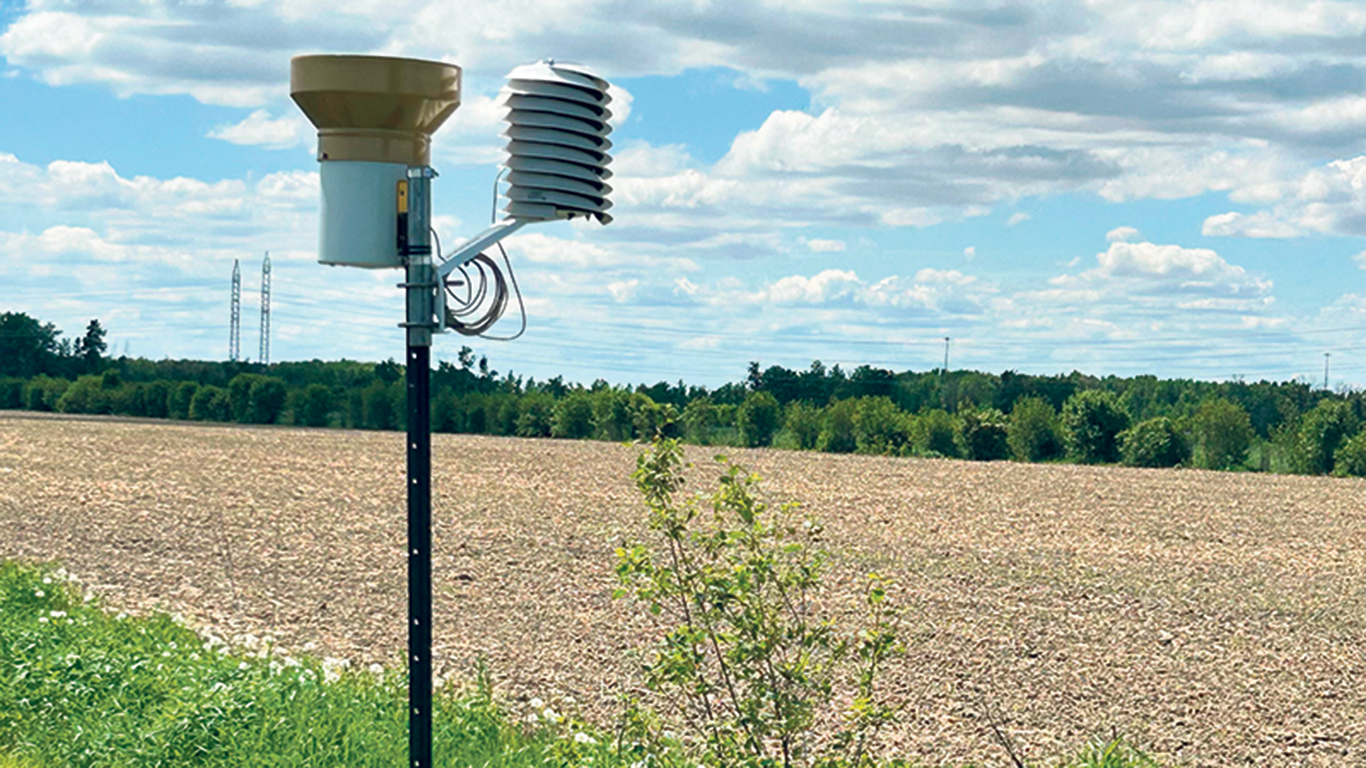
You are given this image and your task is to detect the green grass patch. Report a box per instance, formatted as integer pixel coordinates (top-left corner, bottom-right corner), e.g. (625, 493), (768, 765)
(0, 560), (1157, 767)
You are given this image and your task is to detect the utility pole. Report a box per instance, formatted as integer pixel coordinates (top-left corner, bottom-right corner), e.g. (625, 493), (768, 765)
(229, 259), (241, 362)
(1324, 352), (1331, 390)
(259, 253), (272, 365)
(940, 336), (951, 411)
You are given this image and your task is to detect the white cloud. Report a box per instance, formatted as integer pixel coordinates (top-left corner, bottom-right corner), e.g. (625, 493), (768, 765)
(1106, 226), (1140, 243)
(209, 111), (309, 150)
(963, 246), (976, 261)
(606, 279), (639, 302)
(803, 238), (846, 253)
(1006, 212), (1031, 226)
(1203, 156), (1366, 238)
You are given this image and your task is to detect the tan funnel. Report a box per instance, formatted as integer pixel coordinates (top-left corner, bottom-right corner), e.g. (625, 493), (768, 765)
(290, 55), (461, 166)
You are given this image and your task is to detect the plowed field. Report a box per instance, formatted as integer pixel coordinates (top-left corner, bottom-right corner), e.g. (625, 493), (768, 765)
(2, 412), (1363, 766)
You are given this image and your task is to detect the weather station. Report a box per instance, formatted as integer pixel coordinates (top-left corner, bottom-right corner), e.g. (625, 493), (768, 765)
(289, 53), (614, 768)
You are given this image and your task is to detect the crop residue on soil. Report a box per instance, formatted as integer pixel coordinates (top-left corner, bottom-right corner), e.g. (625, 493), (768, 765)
(1, 412), (1364, 767)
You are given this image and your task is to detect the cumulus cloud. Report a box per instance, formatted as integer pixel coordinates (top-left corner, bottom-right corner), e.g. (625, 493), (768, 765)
(1203, 156), (1366, 238)
(209, 110), (309, 150)
(4, 0), (1363, 235)
(1006, 212), (1031, 226)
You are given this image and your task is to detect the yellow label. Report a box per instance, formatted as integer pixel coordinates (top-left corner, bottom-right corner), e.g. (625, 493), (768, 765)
(397, 180), (409, 214)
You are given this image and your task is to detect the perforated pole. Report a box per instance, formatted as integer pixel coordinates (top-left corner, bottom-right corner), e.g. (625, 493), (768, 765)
(402, 167), (436, 768)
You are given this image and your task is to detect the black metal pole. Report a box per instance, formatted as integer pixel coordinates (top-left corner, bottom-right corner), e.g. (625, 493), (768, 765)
(406, 342), (432, 767)
(402, 167), (436, 768)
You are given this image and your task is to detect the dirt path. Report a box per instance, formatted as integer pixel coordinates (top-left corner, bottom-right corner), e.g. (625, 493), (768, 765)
(2, 412), (1364, 766)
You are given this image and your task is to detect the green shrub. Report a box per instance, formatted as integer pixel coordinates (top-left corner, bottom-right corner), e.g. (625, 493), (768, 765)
(851, 396), (910, 455)
(958, 408), (1009, 461)
(1332, 430), (1366, 477)
(1292, 399), (1360, 475)
(248, 377), (288, 424)
(55, 375), (110, 414)
(908, 409), (959, 458)
(169, 381), (198, 420)
(1007, 396), (1063, 462)
(1191, 398), (1253, 470)
(680, 396), (719, 444)
(591, 389), (632, 441)
(784, 402), (822, 450)
(516, 391), (556, 437)
(228, 373), (267, 422)
(189, 385), (231, 422)
(0, 377), (23, 409)
(24, 375), (68, 412)
(816, 399), (857, 453)
(143, 380), (172, 419)
(628, 393), (678, 440)
(737, 390), (781, 447)
(1062, 389), (1129, 464)
(1120, 417), (1188, 468)
(290, 383), (335, 427)
(551, 392), (594, 439)
(616, 439), (903, 768)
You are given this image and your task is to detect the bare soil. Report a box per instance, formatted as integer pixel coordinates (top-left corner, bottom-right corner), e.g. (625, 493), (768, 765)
(2, 412), (1364, 766)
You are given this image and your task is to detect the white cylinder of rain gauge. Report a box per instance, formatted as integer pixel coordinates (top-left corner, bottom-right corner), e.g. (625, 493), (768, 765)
(319, 161), (408, 268)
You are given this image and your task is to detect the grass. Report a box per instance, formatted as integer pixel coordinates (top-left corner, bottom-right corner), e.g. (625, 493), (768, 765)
(0, 559), (1158, 767)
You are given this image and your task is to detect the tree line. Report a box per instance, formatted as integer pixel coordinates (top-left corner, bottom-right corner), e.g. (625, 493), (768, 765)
(4, 311), (1365, 476)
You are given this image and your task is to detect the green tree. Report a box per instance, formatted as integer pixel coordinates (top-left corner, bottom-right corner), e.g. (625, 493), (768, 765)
(783, 401), (821, 450)
(248, 377), (288, 424)
(75, 319), (107, 373)
(737, 390), (781, 447)
(189, 385), (231, 422)
(0, 312), (63, 378)
(591, 389), (632, 441)
(551, 392), (594, 439)
(228, 373), (267, 422)
(681, 396), (719, 445)
(24, 375), (68, 412)
(55, 375), (111, 414)
(816, 399), (857, 454)
(143, 380), (172, 419)
(958, 408), (1009, 461)
(169, 381), (199, 420)
(290, 383), (335, 427)
(0, 377), (22, 409)
(516, 391), (556, 437)
(361, 381), (399, 430)
(851, 397), (910, 455)
(1120, 417), (1189, 468)
(1191, 398), (1253, 470)
(1006, 396), (1063, 462)
(908, 409), (959, 458)
(1293, 400), (1360, 475)
(1062, 389), (1130, 464)
(1333, 430), (1366, 477)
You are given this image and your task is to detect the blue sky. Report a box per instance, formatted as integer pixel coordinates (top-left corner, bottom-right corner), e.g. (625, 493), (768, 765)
(2, 0), (1364, 389)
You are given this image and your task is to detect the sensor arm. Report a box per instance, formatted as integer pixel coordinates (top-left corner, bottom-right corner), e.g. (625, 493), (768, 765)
(435, 218), (529, 333)
(435, 218), (528, 279)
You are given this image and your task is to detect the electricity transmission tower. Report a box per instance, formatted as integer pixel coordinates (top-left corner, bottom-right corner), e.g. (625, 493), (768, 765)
(259, 253), (272, 365)
(229, 259), (241, 362)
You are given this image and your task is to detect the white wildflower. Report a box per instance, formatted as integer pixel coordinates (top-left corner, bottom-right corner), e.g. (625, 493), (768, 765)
(38, 616), (48, 623)
(50, 610), (66, 618)
(574, 732), (596, 745)
(530, 697), (544, 709)
(34, 589), (44, 598)
(543, 707), (562, 723)
(322, 657), (350, 684)
(239, 661), (251, 671)
(42, 577), (51, 585)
